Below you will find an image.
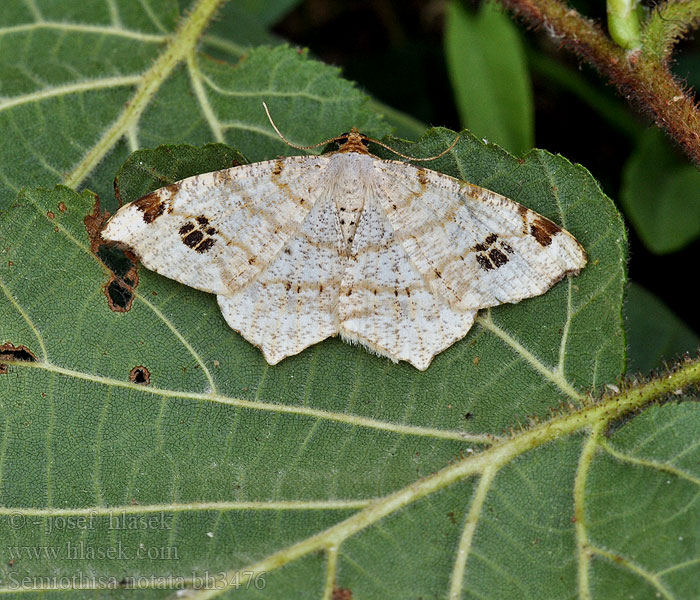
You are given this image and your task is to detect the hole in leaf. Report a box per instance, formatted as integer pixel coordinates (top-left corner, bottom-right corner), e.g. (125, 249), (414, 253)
(1, 342), (38, 373)
(332, 587), (353, 600)
(129, 366), (151, 385)
(84, 197), (139, 313)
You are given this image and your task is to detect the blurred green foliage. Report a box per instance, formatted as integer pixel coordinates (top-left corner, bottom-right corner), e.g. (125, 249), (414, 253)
(444, 1), (534, 155)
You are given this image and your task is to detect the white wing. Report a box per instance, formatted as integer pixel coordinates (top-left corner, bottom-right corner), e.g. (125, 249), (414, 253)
(102, 156), (330, 295)
(338, 191), (476, 371)
(372, 161), (587, 311)
(217, 191), (345, 364)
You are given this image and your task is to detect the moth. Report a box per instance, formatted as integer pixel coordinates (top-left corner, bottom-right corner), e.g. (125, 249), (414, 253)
(102, 111), (586, 370)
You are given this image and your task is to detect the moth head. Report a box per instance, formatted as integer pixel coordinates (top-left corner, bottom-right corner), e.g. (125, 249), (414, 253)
(334, 129), (372, 154)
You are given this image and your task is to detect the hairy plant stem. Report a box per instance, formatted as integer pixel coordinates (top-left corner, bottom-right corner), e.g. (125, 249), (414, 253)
(498, 0), (700, 167)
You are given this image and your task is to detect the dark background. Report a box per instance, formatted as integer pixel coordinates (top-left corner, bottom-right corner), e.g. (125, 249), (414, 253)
(274, 0), (700, 335)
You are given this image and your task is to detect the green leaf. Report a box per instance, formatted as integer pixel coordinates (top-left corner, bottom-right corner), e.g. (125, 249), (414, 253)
(626, 282), (699, 374)
(2, 118), (640, 595)
(2, 2), (699, 597)
(444, 0), (534, 155)
(113, 143), (248, 204)
(620, 128), (700, 254)
(586, 399), (700, 599)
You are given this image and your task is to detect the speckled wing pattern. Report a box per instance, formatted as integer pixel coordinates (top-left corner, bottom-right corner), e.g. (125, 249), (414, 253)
(102, 140), (586, 370)
(102, 156), (326, 296)
(216, 187), (345, 365)
(371, 160), (587, 312)
(337, 186), (477, 369)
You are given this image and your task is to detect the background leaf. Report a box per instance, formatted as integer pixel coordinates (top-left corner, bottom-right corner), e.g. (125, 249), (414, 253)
(625, 282), (699, 374)
(620, 128), (700, 254)
(444, 0), (534, 155)
(113, 143), (247, 205)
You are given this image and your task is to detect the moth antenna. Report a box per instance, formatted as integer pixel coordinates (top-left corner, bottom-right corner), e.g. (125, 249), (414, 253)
(263, 102), (460, 159)
(263, 102), (340, 150)
(363, 133), (461, 162)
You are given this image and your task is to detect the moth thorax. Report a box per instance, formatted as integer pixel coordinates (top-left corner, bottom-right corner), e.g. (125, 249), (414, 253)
(336, 192), (365, 249)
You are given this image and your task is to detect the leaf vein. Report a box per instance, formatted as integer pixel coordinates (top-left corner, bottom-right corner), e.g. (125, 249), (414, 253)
(476, 311), (584, 400)
(573, 425), (604, 600)
(6, 360), (493, 443)
(106, 0), (122, 28)
(589, 546), (674, 599)
(23, 0), (43, 22)
(62, 0), (225, 189)
(0, 499), (372, 518)
(186, 52), (224, 142)
(0, 276), (48, 360)
(449, 467), (497, 599)
(0, 76), (142, 112)
(0, 22), (166, 43)
(136, 0), (170, 34)
(323, 545), (340, 600)
(600, 439), (700, 487)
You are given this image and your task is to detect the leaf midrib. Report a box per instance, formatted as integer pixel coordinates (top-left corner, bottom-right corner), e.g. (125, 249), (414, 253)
(61, 0), (226, 189)
(179, 359), (700, 599)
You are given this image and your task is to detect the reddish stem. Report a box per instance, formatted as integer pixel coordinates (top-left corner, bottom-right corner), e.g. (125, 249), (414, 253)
(499, 0), (700, 166)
